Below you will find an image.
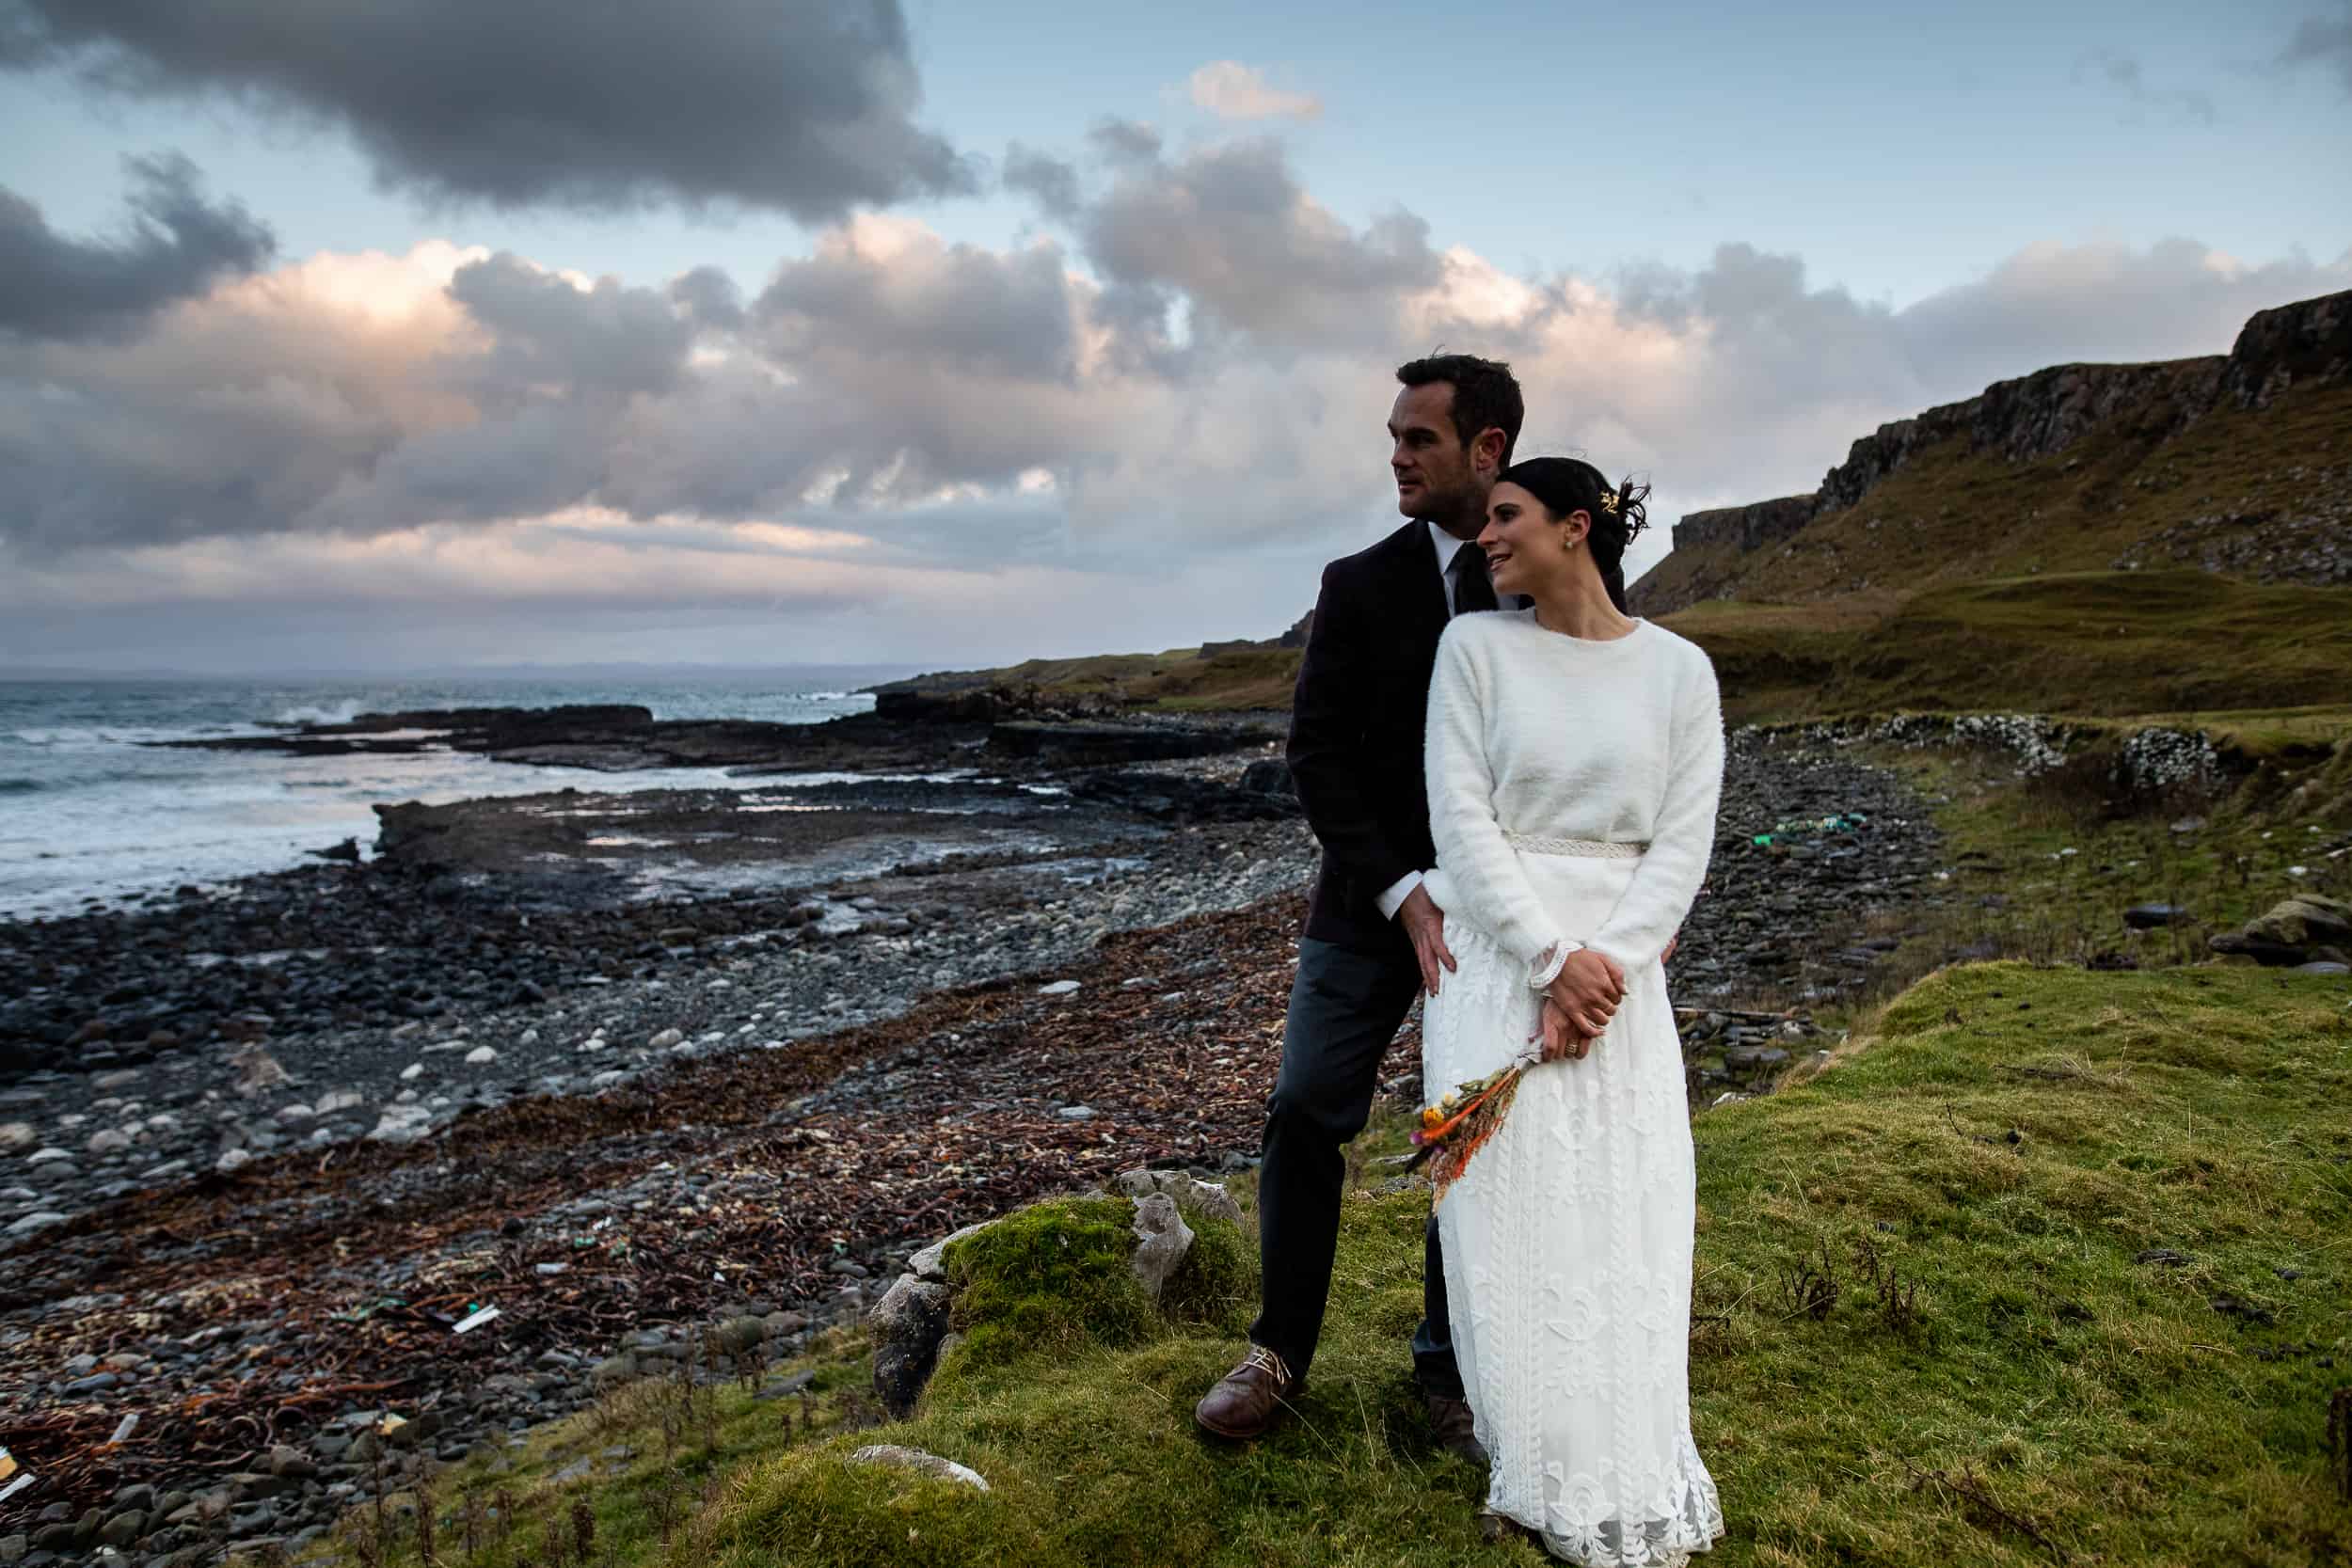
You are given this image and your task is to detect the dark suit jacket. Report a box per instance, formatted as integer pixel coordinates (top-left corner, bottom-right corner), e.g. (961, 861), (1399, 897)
(1288, 519), (1453, 955)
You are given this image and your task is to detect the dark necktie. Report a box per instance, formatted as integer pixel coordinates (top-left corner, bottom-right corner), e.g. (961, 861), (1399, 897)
(1452, 546), (1498, 615)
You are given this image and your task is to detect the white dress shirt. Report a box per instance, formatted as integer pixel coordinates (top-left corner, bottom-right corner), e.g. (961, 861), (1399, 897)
(1375, 521), (1523, 923)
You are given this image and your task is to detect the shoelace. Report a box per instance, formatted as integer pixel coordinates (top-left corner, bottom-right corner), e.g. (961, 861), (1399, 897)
(1241, 1344), (1293, 1385)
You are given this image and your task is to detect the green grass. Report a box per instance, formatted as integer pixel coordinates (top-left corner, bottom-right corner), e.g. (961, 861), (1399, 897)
(882, 566), (2352, 728)
(879, 645), (1304, 714)
(310, 965), (2352, 1568)
(1661, 569), (2352, 724)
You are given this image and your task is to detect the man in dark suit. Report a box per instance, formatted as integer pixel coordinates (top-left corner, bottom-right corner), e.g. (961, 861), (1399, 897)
(1193, 354), (1532, 1456)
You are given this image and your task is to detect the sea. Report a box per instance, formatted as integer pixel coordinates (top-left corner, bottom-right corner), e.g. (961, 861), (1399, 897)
(0, 671), (918, 921)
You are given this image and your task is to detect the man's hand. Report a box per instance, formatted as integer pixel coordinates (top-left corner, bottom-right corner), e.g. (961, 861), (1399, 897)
(1544, 949), (1625, 1039)
(1397, 883), (1456, 997)
(1534, 998), (1594, 1062)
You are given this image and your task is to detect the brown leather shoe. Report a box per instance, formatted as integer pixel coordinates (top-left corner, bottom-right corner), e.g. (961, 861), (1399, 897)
(1194, 1345), (1301, 1440)
(1425, 1391), (1490, 1467)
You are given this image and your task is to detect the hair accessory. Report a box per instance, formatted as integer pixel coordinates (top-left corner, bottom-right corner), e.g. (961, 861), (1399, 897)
(1597, 489), (1620, 515)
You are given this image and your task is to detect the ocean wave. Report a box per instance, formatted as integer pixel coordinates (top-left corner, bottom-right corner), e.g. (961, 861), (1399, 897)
(271, 700), (364, 726)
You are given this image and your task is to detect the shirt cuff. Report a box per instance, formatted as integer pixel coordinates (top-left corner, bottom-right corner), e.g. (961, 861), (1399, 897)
(1527, 939), (1582, 990)
(1375, 871), (1424, 922)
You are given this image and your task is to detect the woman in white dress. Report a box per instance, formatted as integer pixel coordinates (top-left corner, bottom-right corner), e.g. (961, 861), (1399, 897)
(1418, 456), (1726, 1565)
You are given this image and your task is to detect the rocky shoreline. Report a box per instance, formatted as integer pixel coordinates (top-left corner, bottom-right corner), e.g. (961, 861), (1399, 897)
(0, 722), (1950, 1565)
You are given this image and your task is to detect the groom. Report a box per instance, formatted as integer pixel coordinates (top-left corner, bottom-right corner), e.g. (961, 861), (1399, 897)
(1195, 354), (1528, 1458)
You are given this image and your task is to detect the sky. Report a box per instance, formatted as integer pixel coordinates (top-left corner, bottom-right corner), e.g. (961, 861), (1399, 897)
(1, 0), (2347, 674)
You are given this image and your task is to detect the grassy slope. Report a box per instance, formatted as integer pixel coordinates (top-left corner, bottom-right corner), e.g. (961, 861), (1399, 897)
(1675, 569), (2352, 724)
(874, 563), (2352, 727)
(322, 965), (2352, 1568)
(884, 646), (1306, 713)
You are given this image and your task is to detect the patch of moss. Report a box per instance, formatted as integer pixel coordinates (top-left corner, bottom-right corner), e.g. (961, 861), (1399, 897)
(942, 1196), (1161, 1373)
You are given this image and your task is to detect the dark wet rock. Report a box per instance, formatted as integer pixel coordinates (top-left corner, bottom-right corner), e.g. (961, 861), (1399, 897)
(1074, 769), (1301, 824)
(2122, 902), (2191, 930)
(867, 1275), (951, 1418)
(989, 721), (1274, 768)
(1237, 758), (1296, 799)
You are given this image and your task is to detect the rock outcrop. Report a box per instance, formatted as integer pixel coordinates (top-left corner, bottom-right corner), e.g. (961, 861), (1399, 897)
(1630, 288), (2352, 614)
(1667, 496), (1817, 557)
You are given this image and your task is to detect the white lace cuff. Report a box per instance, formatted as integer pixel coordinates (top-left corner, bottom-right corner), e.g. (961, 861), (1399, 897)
(1527, 939), (1581, 990)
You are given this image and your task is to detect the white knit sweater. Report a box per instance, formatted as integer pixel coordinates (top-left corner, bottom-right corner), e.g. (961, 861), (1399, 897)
(1423, 610), (1725, 973)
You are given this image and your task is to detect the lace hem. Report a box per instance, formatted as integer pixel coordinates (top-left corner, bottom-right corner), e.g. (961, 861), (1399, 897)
(1510, 1434), (1727, 1566)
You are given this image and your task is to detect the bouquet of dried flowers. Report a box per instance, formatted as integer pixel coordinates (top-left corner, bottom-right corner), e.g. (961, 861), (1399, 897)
(1406, 1053), (1537, 1202)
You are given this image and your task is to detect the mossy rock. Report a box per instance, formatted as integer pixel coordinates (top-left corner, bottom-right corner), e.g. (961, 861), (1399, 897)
(932, 1193), (1253, 1391)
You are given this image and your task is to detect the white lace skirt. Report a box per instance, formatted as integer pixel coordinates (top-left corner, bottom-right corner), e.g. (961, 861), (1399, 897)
(1422, 856), (1724, 1567)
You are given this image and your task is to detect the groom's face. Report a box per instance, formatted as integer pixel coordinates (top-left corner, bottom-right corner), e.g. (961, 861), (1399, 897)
(1389, 382), (1477, 522)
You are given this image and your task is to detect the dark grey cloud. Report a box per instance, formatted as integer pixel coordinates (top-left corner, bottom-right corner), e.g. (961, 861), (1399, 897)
(448, 254), (695, 401)
(2280, 6), (2352, 93)
(0, 0), (976, 219)
(0, 152), (273, 341)
(1087, 118), (1163, 163)
(1002, 143), (1080, 220)
(754, 228), (1079, 382)
(2071, 48), (2216, 123)
(667, 266), (745, 333)
(1082, 138), (1440, 349)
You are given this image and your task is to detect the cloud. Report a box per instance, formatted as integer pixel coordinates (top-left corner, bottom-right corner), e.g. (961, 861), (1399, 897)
(1082, 139), (1440, 350)
(2071, 48), (2216, 123)
(0, 152), (274, 341)
(4, 162), (2346, 662)
(1002, 143), (1081, 220)
(2279, 5), (2352, 93)
(1185, 61), (1322, 121)
(754, 215), (1081, 384)
(1088, 118), (1164, 163)
(0, 0), (977, 220)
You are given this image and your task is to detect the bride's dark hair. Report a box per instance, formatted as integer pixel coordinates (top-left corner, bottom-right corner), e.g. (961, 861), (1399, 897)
(1493, 457), (1651, 613)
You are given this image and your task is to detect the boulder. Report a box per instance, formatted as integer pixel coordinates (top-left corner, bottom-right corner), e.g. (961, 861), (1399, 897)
(909, 1221), (993, 1284)
(712, 1316), (768, 1354)
(866, 1274), (953, 1418)
(1113, 1167), (1244, 1228)
(2208, 895), (2352, 967)
(846, 1445), (989, 1492)
(1128, 1193), (1194, 1302)
(229, 1046), (289, 1096)
(1238, 758), (1296, 798)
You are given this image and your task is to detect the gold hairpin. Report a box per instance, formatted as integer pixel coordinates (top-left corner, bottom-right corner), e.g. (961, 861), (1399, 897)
(1598, 489), (1620, 515)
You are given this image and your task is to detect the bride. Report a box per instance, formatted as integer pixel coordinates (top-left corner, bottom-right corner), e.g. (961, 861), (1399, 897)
(1418, 456), (1727, 1564)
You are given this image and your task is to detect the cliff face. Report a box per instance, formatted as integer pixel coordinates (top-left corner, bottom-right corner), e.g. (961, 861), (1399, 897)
(1669, 495), (1818, 555)
(1632, 288), (2352, 614)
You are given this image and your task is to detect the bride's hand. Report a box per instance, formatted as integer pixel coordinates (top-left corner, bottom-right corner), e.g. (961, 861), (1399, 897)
(1535, 998), (1594, 1063)
(1544, 949), (1625, 1039)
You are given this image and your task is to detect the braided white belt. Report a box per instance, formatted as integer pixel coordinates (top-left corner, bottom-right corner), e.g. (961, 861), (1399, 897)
(1502, 832), (1646, 859)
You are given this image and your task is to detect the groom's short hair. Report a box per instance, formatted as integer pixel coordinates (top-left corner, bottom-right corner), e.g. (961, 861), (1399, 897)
(1395, 354), (1523, 463)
